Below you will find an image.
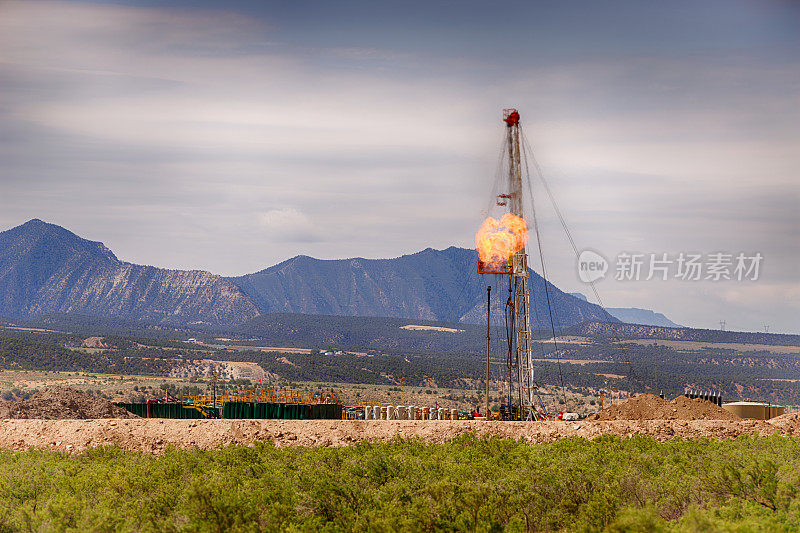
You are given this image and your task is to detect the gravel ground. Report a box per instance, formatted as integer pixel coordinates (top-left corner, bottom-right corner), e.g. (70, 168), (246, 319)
(0, 417), (791, 454)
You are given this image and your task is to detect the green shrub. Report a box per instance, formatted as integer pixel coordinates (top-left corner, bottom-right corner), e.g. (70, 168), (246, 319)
(0, 435), (799, 531)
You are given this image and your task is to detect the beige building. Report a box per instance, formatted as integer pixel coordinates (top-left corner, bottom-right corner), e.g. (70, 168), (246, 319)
(722, 401), (784, 420)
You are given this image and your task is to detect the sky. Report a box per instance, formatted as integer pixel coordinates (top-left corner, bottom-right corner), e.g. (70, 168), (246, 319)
(0, 1), (798, 333)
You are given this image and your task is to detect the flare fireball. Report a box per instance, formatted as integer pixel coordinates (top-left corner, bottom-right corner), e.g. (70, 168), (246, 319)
(475, 213), (528, 267)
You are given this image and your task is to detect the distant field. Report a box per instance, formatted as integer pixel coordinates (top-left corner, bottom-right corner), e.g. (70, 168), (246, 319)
(536, 335), (593, 345)
(0, 370), (196, 403)
(400, 324), (465, 333)
(619, 338), (800, 354)
(202, 342), (313, 354)
(0, 369), (600, 415)
(297, 380), (597, 414)
(0, 324), (60, 333)
(531, 358), (611, 365)
(3, 319), (800, 410)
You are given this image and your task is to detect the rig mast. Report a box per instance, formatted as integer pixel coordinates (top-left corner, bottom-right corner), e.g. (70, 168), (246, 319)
(503, 109), (536, 419)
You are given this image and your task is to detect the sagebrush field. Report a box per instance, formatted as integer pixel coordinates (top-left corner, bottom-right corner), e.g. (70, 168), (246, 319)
(2, 434), (799, 531)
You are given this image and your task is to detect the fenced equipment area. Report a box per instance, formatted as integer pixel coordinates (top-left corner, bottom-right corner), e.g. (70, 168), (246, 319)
(115, 388), (343, 420)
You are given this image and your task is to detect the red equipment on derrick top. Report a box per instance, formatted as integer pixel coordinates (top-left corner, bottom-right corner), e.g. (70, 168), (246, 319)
(503, 109), (520, 127)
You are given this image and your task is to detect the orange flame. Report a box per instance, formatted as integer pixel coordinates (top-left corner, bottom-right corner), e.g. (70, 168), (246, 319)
(475, 213), (528, 267)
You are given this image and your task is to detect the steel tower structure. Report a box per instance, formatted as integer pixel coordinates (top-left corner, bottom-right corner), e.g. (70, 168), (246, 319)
(502, 109), (536, 419)
(476, 109), (538, 420)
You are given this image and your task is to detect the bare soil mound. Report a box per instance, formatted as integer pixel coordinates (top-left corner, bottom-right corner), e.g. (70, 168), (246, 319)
(587, 394), (740, 421)
(0, 388), (137, 419)
(766, 412), (800, 434)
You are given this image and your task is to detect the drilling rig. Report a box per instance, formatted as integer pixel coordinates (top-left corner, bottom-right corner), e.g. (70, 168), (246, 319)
(477, 109), (537, 420)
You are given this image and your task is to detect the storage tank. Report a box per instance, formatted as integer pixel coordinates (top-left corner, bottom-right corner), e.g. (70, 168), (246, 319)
(722, 401), (785, 420)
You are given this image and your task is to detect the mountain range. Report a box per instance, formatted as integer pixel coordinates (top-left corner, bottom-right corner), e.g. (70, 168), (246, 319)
(0, 220), (259, 327)
(0, 219), (622, 329)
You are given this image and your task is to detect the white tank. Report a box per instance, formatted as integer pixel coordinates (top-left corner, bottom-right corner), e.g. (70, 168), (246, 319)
(377, 406), (385, 420)
(397, 406), (406, 420)
(408, 405), (415, 420)
(388, 405), (396, 420)
(438, 407), (445, 420)
(364, 406), (372, 420)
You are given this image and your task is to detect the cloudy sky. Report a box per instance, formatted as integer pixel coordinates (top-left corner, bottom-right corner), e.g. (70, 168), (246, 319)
(0, 1), (798, 333)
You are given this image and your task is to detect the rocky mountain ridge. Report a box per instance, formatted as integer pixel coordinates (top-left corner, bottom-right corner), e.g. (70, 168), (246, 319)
(0, 219), (616, 329)
(0, 220), (259, 327)
(231, 246), (617, 328)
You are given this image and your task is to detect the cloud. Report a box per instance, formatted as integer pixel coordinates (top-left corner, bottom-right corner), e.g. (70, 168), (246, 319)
(257, 208), (319, 242)
(0, 0), (797, 331)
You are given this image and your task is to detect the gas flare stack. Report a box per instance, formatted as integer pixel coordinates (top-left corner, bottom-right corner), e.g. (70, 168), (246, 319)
(475, 109), (538, 421)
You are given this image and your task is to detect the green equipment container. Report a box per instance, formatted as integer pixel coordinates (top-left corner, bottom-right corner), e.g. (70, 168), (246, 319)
(216, 402), (340, 420)
(114, 402), (217, 419)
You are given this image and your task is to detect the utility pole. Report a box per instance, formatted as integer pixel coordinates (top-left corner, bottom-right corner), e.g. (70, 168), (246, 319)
(486, 285), (491, 419)
(211, 368), (218, 410)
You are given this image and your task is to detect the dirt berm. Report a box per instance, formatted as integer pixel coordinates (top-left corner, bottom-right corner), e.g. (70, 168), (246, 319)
(0, 418), (785, 453)
(0, 387), (137, 419)
(764, 412), (800, 432)
(587, 393), (740, 421)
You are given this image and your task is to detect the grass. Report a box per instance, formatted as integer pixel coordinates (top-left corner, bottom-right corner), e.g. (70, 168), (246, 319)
(0, 369), (200, 403)
(300, 380), (599, 415)
(2, 435), (800, 531)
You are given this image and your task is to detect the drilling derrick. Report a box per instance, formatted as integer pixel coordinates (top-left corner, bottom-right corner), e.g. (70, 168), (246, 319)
(503, 109), (536, 420)
(476, 109), (537, 420)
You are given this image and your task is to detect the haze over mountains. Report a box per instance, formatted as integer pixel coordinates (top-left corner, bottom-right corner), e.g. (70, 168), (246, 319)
(569, 293), (681, 328)
(0, 219), (622, 329)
